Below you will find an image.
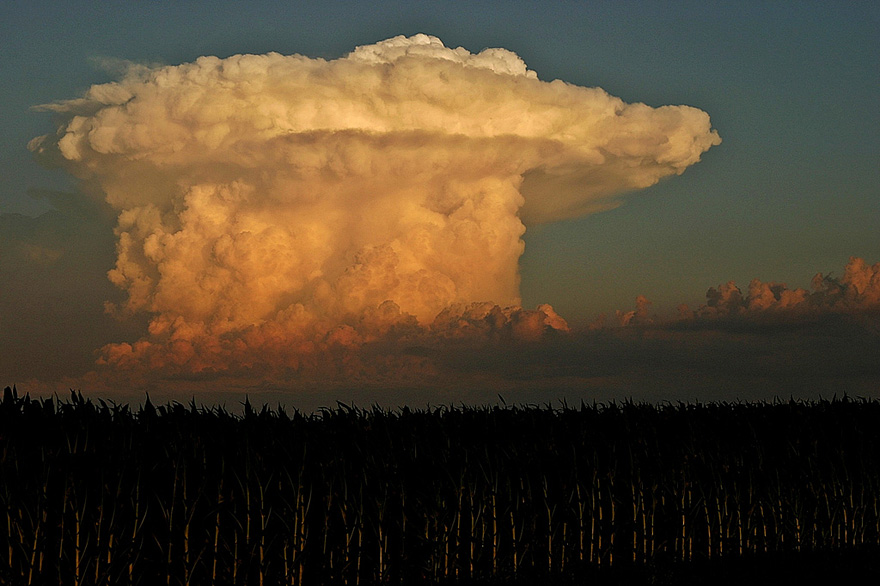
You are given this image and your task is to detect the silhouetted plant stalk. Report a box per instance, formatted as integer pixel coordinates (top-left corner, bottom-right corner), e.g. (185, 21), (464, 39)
(4, 387), (880, 584)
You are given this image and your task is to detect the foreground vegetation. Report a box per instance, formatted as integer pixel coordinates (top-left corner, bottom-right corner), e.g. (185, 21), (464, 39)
(2, 387), (880, 585)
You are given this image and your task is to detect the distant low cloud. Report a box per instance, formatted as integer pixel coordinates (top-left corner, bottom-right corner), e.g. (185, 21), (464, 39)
(678, 256), (880, 320)
(559, 257), (880, 402)
(26, 34), (719, 386)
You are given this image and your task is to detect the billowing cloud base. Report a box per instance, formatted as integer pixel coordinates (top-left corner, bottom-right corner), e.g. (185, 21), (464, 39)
(28, 34), (719, 382)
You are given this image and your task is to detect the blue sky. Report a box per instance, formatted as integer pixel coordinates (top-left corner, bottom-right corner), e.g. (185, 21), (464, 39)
(1, 1), (878, 407)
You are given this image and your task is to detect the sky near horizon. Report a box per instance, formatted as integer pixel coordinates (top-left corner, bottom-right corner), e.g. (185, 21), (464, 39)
(1, 2), (878, 410)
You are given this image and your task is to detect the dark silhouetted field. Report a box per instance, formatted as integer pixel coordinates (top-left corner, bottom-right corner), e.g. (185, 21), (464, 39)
(3, 386), (880, 585)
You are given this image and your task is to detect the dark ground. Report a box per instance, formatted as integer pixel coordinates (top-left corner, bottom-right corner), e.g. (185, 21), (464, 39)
(447, 546), (880, 585)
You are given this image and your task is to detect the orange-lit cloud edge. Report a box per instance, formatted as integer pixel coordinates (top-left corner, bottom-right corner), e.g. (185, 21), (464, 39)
(15, 36), (880, 406)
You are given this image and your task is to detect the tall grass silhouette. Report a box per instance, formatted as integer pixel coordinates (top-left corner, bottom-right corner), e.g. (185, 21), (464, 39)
(2, 386), (880, 584)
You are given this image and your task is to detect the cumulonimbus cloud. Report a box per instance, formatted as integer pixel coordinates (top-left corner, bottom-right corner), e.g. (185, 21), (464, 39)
(29, 34), (720, 379)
